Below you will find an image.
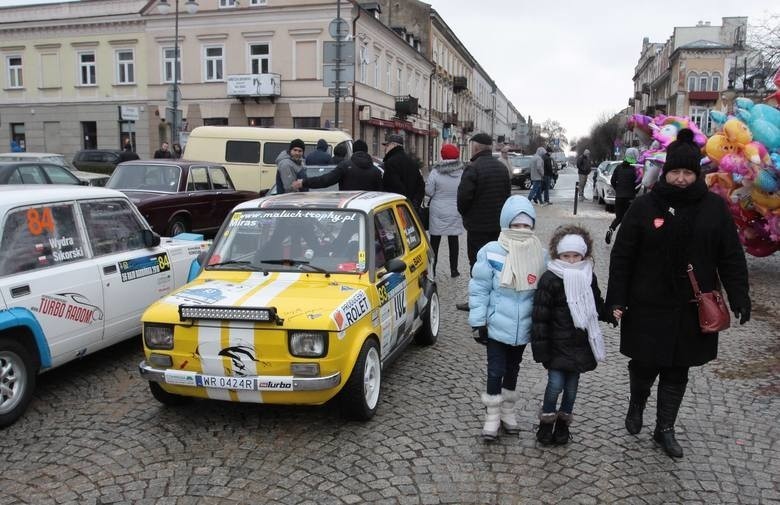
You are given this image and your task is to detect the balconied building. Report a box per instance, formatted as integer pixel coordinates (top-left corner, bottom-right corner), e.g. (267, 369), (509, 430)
(631, 17), (748, 139)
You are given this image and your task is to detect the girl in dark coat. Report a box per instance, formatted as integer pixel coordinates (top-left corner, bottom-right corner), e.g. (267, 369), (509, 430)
(606, 128), (751, 459)
(531, 225), (613, 446)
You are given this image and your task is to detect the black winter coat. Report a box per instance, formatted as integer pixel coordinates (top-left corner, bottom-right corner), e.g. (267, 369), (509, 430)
(606, 179), (750, 367)
(305, 148), (333, 166)
(303, 152), (382, 191)
(456, 150), (511, 233)
(383, 146), (424, 207)
(531, 271), (610, 372)
(610, 162), (639, 199)
(542, 153), (554, 177)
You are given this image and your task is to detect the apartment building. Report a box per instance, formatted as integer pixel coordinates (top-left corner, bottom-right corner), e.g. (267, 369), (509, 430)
(1, 0), (522, 163)
(630, 17), (747, 137)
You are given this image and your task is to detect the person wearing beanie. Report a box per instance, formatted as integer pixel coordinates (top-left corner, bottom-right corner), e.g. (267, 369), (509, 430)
(293, 138), (382, 192)
(468, 195), (546, 442)
(576, 149), (592, 200)
(275, 138), (306, 193)
(382, 133), (425, 208)
(305, 138), (333, 166)
(606, 127), (751, 459)
(456, 132), (512, 311)
(425, 143), (465, 278)
(531, 225), (614, 446)
(605, 147), (642, 244)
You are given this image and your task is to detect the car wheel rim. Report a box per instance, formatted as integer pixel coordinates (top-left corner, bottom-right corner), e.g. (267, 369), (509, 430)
(0, 351), (27, 415)
(170, 222), (186, 236)
(363, 346), (381, 410)
(429, 291), (440, 336)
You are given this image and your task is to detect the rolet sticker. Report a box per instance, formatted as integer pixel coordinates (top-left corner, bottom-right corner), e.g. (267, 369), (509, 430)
(653, 218), (665, 229)
(527, 273), (537, 285)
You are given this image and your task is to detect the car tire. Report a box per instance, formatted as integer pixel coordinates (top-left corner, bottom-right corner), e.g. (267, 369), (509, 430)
(522, 178), (532, 190)
(415, 287), (439, 346)
(339, 338), (381, 421)
(148, 381), (192, 406)
(166, 217), (189, 237)
(0, 337), (37, 428)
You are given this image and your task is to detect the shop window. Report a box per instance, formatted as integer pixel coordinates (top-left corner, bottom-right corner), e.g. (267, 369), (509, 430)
(82, 121), (97, 150)
(293, 117), (320, 129)
(248, 117), (273, 127)
(203, 117), (228, 126)
(10, 123), (25, 152)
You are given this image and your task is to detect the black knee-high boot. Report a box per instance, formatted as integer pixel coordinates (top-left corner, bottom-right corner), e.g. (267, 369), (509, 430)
(625, 363), (657, 435)
(653, 379), (687, 458)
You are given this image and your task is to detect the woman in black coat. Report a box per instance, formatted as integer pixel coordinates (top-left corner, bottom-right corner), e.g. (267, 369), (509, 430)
(606, 129), (751, 459)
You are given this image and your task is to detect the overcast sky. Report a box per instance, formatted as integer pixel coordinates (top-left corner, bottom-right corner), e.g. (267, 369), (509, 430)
(0, 0), (775, 143)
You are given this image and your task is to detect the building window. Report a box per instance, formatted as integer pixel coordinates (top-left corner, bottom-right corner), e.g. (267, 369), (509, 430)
(249, 43), (270, 74)
(249, 0), (267, 4)
(374, 52), (381, 87)
(79, 52), (96, 86)
(81, 121), (97, 149)
(690, 107), (711, 135)
(248, 117), (274, 127)
(6, 55), (23, 88)
(359, 44), (369, 84)
(699, 73), (709, 93)
(219, 0), (237, 7)
(711, 73), (721, 92)
(397, 66), (403, 95)
(119, 121), (136, 151)
(203, 118), (228, 126)
(116, 49), (135, 84)
(204, 45), (224, 81)
(687, 72), (697, 92)
(10, 123), (25, 151)
(385, 60), (391, 93)
(293, 117), (320, 129)
(162, 47), (181, 83)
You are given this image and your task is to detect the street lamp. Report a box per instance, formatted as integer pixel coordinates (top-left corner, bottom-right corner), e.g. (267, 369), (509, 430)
(721, 83), (736, 114)
(157, 0), (199, 145)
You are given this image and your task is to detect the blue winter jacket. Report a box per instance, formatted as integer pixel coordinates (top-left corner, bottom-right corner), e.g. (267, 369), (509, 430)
(468, 196), (546, 346)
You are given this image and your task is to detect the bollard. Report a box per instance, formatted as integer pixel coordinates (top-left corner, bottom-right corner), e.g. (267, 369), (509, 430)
(573, 181), (579, 215)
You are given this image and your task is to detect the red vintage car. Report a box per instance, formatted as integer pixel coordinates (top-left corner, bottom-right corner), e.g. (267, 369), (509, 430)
(107, 160), (258, 236)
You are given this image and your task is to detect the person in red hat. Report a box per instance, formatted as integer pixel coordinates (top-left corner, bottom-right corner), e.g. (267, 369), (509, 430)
(425, 143), (465, 278)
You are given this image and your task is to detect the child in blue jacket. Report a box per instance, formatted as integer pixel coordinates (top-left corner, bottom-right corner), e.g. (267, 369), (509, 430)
(468, 195), (546, 441)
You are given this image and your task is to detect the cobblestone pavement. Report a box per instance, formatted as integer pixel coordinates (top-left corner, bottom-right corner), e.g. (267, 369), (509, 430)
(1, 181), (778, 504)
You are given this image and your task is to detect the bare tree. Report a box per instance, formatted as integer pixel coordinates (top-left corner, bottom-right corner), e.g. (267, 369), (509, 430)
(748, 12), (780, 74)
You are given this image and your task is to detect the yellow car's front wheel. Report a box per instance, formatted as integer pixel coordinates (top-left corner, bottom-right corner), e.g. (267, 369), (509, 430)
(338, 338), (381, 421)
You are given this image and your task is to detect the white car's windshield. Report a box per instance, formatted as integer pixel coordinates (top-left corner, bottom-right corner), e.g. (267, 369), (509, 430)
(208, 209), (367, 274)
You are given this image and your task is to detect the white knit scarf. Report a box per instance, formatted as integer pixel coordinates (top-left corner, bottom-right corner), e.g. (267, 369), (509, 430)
(498, 229), (546, 291)
(547, 258), (606, 361)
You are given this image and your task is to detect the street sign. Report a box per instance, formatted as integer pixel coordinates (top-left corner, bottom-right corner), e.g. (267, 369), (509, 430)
(119, 105), (139, 121)
(328, 87), (350, 97)
(323, 64), (354, 88)
(328, 17), (350, 40)
(166, 86), (181, 105)
(323, 41), (355, 65)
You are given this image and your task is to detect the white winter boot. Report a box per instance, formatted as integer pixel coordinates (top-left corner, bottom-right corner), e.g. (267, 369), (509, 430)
(500, 388), (520, 435)
(481, 393), (503, 441)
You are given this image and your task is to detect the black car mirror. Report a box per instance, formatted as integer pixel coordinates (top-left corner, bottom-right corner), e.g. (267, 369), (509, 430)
(384, 258), (407, 274)
(141, 229), (161, 248)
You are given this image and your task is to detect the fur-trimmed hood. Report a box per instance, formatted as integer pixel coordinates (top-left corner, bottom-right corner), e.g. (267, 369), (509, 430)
(431, 159), (464, 175)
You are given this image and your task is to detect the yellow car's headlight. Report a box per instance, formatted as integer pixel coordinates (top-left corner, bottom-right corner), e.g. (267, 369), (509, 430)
(289, 331), (328, 358)
(144, 323), (174, 350)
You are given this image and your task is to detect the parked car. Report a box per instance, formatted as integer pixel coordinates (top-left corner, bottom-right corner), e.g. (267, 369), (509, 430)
(0, 186), (209, 427)
(595, 160), (622, 211)
(106, 160), (258, 237)
(0, 161), (83, 185)
(139, 191), (439, 420)
(0, 152), (109, 186)
(508, 155), (534, 189)
(72, 149), (125, 175)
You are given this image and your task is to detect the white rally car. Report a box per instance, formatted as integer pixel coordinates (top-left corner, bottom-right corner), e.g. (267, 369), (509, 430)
(0, 186), (208, 427)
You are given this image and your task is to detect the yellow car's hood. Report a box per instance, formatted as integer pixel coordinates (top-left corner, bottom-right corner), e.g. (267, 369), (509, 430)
(143, 272), (372, 331)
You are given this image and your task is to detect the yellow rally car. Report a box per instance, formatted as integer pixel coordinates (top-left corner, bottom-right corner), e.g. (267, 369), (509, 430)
(139, 191), (439, 420)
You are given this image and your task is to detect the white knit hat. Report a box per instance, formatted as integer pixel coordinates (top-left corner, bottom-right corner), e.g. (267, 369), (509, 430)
(557, 234), (587, 256)
(510, 212), (535, 228)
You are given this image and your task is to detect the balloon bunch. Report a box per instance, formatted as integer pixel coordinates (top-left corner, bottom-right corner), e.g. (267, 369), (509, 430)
(627, 114), (708, 190)
(704, 99), (780, 257)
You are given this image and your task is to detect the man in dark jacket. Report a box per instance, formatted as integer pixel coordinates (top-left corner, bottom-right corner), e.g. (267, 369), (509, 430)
(576, 149), (591, 200)
(456, 132), (511, 310)
(293, 140), (382, 192)
(154, 142), (173, 159)
(305, 139), (333, 166)
(541, 149), (554, 205)
(382, 133), (424, 208)
(605, 147), (640, 244)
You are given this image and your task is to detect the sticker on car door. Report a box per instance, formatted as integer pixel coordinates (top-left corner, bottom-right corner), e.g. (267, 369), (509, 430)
(119, 253), (171, 282)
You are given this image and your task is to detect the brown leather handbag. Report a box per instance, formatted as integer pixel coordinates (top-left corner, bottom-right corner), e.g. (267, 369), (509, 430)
(687, 264), (730, 333)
